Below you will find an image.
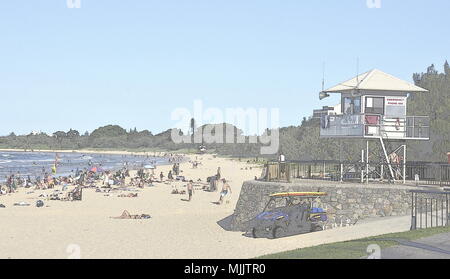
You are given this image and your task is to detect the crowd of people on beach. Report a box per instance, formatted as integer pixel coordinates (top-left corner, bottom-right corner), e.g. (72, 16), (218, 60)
(0, 167), (125, 195)
(0, 153), (233, 206)
(0, 152), (187, 193)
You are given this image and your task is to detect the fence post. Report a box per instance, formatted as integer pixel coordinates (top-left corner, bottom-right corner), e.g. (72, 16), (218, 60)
(403, 145), (406, 184)
(287, 163), (291, 183)
(366, 141), (369, 184)
(411, 192), (417, 230)
(447, 194), (449, 226)
(361, 149), (365, 183)
(323, 161), (326, 180)
(431, 199), (433, 228)
(436, 199), (439, 227)
(415, 193), (418, 228)
(420, 198), (423, 229)
(277, 163), (280, 181)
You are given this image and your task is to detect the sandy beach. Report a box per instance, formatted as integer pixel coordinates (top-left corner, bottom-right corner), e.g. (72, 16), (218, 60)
(0, 153), (411, 259)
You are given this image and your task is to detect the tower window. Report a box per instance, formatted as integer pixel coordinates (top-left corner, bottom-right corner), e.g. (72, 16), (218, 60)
(342, 97), (361, 114)
(365, 97), (384, 115)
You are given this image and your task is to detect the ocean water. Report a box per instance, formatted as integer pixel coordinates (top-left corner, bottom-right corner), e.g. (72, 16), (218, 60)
(0, 151), (169, 182)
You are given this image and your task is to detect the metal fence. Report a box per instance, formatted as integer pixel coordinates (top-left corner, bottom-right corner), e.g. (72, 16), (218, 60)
(264, 161), (450, 186)
(406, 163), (450, 186)
(410, 190), (450, 230)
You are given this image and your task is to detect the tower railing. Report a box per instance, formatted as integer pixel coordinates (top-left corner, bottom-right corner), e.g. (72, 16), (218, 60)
(320, 114), (365, 137)
(320, 114), (430, 140)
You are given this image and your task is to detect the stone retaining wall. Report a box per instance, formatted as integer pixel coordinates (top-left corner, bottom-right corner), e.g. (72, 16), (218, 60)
(229, 180), (422, 231)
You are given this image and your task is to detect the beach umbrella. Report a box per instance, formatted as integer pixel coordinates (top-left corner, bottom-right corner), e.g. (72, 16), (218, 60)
(90, 166), (98, 173)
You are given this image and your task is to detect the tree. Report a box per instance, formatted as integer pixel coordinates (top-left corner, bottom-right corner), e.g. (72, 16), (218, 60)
(409, 61), (450, 161)
(53, 131), (67, 149)
(139, 130), (152, 136)
(53, 131), (67, 138)
(90, 125), (127, 138)
(67, 129), (80, 139)
(427, 64), (437, 74)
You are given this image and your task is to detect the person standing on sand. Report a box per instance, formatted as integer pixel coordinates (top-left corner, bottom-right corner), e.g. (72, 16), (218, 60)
(187, 180), (194, 201)
(160, 171), (164, 182)
(212, 167), (221, 191)
(218, 178), (231, 205)
(216, 167), (221, 180)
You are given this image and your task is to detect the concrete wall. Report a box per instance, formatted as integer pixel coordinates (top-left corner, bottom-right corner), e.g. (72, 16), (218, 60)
(229, 180), (421, 231)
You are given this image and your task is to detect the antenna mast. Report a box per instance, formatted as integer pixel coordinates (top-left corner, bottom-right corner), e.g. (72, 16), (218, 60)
(356, 57), (360, 88)
(322, 62), (325, 91)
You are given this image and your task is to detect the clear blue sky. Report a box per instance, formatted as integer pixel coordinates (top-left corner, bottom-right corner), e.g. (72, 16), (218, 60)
(0, 0), (449, 136)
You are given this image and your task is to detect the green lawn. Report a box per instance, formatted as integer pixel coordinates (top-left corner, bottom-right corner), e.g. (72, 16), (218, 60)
(257, 226), (450, 259)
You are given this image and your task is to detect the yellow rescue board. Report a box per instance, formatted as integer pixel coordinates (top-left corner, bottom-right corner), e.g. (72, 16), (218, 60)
(270, 192), (327, 198)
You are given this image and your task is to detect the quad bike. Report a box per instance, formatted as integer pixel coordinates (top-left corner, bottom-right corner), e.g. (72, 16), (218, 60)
(250, 192), (327, 239)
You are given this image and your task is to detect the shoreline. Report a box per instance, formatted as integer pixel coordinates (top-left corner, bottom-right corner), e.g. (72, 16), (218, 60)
(0, 148), (190, 183)
(0, 148), (187, 157)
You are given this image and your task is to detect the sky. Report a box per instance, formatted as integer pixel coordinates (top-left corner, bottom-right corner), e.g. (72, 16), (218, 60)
(0, 0), (449, 136)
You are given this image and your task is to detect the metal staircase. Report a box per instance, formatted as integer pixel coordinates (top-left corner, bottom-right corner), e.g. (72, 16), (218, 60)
(378, 136), (396, 182)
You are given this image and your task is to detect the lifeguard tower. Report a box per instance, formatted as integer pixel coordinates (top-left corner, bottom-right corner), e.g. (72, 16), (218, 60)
(319, 69), (430, 183)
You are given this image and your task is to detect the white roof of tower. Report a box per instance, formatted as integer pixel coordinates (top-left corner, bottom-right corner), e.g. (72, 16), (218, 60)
(323, 69), (428, 93)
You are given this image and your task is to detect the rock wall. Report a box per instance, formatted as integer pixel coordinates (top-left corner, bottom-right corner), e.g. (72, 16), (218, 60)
(229, 180), (421, 231)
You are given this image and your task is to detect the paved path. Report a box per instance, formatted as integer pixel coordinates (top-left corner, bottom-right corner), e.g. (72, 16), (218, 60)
(380, 232), (450, 259)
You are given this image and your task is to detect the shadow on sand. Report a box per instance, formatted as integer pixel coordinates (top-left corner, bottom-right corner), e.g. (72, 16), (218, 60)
(217, 214), (255, 238)
(217, 214), (234, 231)
(217, 214), (259, 239)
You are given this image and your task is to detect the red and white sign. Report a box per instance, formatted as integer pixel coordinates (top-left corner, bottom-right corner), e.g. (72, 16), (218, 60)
(386, 97), (406, 106)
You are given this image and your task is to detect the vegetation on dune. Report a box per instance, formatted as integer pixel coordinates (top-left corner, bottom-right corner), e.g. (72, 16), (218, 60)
(0, 63), (448, 162)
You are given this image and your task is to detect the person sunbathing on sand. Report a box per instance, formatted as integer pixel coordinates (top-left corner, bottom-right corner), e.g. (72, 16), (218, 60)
(112, 210), (151, 219)
(118, 193), (138, 198)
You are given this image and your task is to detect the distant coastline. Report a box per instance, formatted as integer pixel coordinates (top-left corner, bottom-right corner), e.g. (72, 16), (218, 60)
(0, 148), (183, 157)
